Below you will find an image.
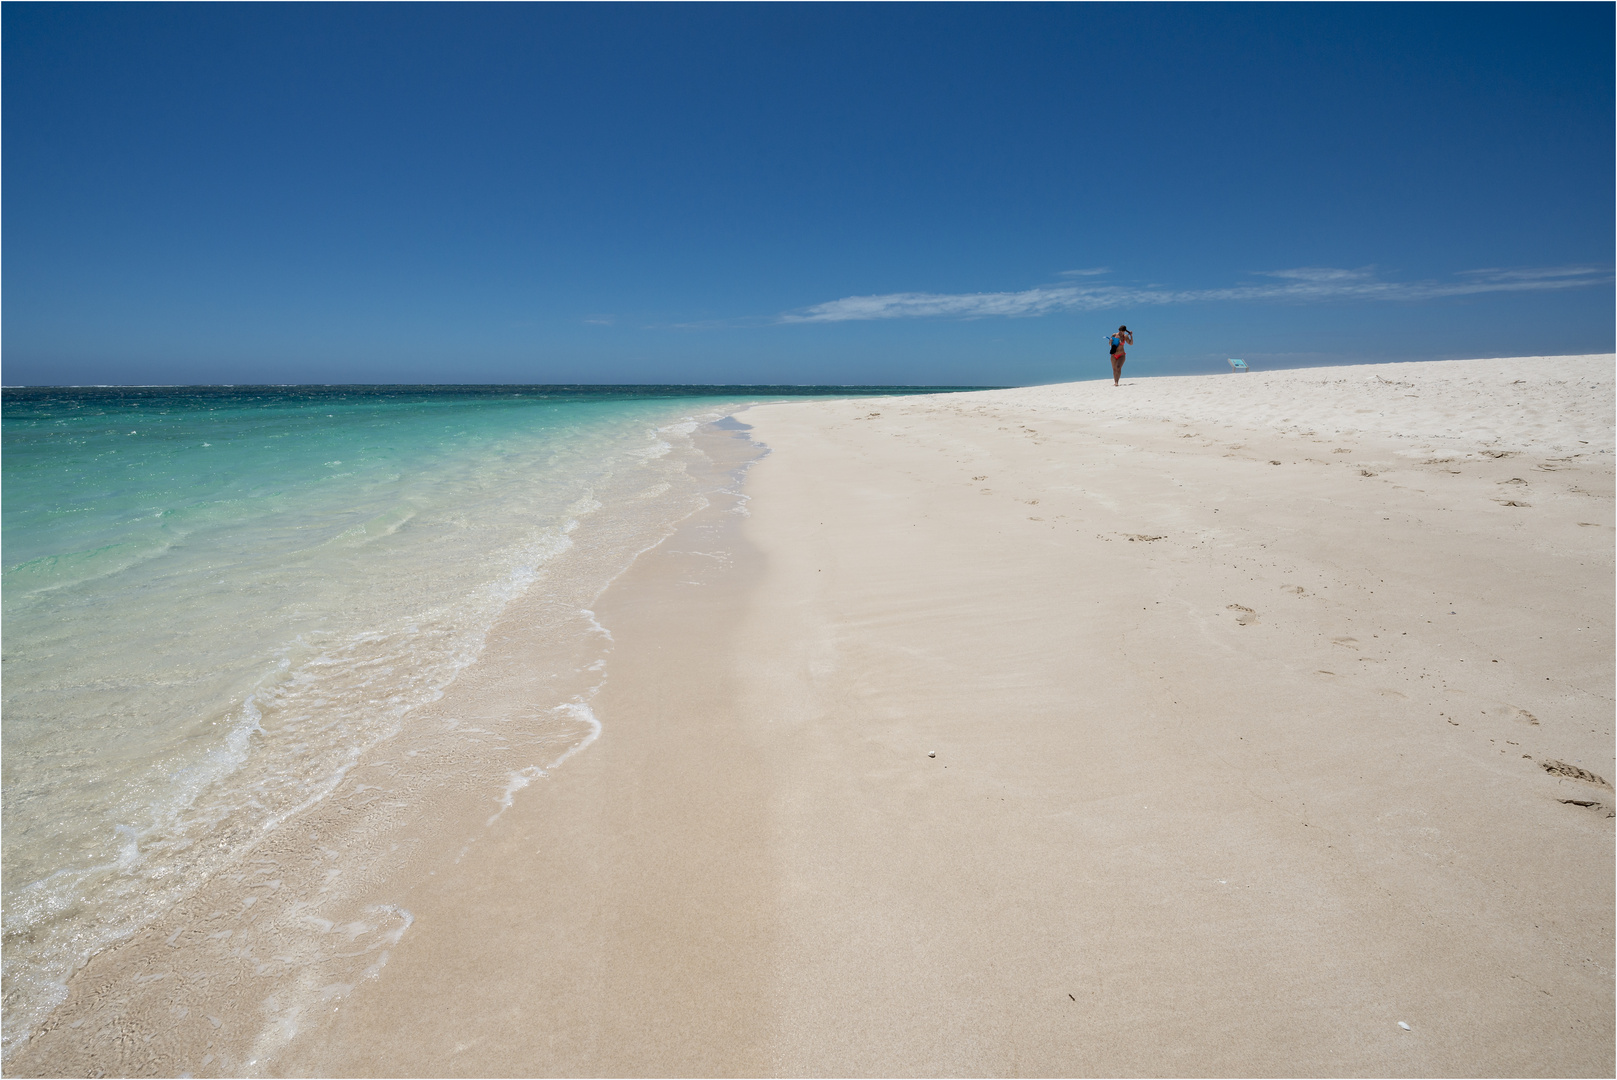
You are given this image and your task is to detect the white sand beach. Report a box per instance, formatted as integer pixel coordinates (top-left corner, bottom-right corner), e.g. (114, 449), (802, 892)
(13, 355), (1614, 1077)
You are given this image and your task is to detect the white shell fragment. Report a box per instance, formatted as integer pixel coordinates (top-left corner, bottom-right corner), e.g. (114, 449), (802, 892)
(928, 751), (936, 758)
(1398, 1022), (1411, 1031)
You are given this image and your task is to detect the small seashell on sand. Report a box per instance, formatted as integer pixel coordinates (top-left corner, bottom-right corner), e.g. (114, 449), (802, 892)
(928, 751), (936, 758)
(1398, 1022), (1411, 1031)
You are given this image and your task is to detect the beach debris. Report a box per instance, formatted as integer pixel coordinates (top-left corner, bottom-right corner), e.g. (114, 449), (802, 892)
(1398, 1022), (1411, 1031)
(928, 751), (936, 758)
(1540, 760), (1611, 787)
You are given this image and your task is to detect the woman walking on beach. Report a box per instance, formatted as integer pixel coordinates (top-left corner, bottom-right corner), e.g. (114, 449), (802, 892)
(1108, 325), (1133, 385)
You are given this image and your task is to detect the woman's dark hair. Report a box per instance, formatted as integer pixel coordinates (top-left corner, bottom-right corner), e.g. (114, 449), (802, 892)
(1118, 325), (1128, 332)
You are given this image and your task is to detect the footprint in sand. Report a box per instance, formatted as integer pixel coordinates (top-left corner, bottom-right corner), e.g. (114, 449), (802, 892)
(1226, 604), (1258, 625)
(1540, 760), (1611, 788)
(1331, 636), (1360, 649)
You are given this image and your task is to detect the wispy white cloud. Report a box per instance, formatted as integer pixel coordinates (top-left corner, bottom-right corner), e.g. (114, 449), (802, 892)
(1057, 267), (1111, 277)
(1455, 265), (1609, 282)
(778, 265), (1611, 323)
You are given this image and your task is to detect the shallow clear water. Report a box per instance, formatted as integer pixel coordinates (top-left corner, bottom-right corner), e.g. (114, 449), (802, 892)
(1, 383), (975, 1055)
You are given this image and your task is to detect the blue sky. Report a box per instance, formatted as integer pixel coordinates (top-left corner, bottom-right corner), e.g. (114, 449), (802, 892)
(4, 3), (1611, 386)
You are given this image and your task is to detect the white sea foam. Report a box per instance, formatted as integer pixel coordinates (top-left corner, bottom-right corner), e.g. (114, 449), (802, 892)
(546, 700), (604, 770)
(488, 766), (548, 826)
(580, 607), (614, 641)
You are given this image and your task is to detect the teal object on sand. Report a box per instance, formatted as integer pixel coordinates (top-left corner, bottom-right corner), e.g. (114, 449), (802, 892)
(1228, 358), (1249, 372)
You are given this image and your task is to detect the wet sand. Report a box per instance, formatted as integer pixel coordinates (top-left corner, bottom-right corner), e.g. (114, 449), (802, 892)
(13, 356), (1614, 1076)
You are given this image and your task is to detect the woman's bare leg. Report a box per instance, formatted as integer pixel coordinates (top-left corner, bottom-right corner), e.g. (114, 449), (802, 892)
(1111, 356), (1124, 385)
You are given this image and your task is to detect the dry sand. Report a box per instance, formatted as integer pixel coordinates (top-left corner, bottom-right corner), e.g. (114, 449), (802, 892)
(13, 355), (1614, 1077)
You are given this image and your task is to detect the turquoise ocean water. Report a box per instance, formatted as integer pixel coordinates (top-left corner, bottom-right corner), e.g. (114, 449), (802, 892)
(0, 384), (974, 1056)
